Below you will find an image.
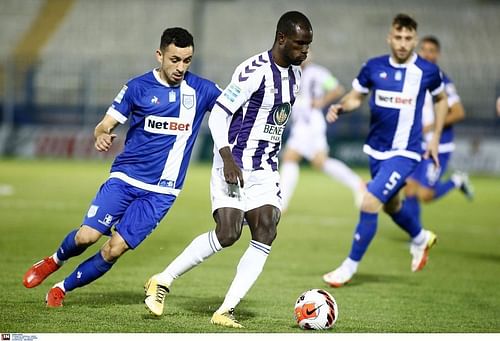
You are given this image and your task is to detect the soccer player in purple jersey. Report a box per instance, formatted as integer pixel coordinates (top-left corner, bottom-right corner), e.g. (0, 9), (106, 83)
(405, 35), (473, 225)
(323, 14), (448, 287)
(144, 11), (313, 328)
(22, 27), (222, 307)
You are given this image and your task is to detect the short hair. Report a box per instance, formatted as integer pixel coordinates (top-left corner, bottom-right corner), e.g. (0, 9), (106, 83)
(420, 35), (441, 50)
(276, 11), (312, 37)
(160, 27), (194, 50)
(392, 13), (418, 31)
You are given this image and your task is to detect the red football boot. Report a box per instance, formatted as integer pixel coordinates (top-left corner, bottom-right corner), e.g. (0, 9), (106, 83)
(46, 286), (65, 307)
(23, 257), (61, 288)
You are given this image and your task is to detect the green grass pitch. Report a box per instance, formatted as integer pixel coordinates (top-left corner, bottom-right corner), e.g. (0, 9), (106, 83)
(0, 159), (499, 333)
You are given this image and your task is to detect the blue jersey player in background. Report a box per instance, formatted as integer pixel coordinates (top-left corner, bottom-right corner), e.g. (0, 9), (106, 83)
(23, 27), (221, 307)
(405, 35), (474, 225)
(322, 14), (449, 287)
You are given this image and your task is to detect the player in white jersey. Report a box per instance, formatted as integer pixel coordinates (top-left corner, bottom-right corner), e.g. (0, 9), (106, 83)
(280, 52), (365, 211)
(323, 14), (448, 287)
(405, 35), (473, 223)
(144, 11), (313, 328)
(23, 28), (222, 307)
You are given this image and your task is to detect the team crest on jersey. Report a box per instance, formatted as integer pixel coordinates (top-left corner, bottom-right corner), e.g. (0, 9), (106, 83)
(182, 94), (194, 109)
(273, 102), (291, 126)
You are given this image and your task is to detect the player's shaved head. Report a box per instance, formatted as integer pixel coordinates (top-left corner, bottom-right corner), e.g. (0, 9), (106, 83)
(392, 13), (418, 31)
(160, 27), (194, 51)
(276, 11), (313, 38)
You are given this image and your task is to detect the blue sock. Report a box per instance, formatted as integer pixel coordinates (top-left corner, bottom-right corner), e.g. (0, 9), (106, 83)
(348, 212), (378, 262)
(56, 229), (88, 262)
(433, 180), (456, 200)
(390, 200), (422, 238)
(404, 196), (420, 223)
(63, 252), (114, 292)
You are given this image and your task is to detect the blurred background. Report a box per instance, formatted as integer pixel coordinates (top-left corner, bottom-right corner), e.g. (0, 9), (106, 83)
(1, 0), (499, 174)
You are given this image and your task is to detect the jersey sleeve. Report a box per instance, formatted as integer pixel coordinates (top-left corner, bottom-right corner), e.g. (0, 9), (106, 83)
(215, 66), (263, 115)
(206, 82), (223, 112)
(323, 74), (340, 91)
(105, 81), (138, 124)
(443, 75), (461, 107)
(352, 62), (371, 94)
(428, 67), (445, 96)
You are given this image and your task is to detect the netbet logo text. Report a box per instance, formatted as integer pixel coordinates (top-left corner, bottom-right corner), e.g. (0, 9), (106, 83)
(375, 90), (415, 109)
(145, 115), (191, 135)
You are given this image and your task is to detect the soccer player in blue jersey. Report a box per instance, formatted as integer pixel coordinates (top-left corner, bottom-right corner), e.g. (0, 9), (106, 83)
(322, 14), (449, 287)
(144, 11), (313, 328)
(22, 27), (222, 307)
(405, 35), (474, 216)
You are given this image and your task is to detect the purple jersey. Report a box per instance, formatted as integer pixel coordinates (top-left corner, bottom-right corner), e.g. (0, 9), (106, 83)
(212, 51), (301, 171)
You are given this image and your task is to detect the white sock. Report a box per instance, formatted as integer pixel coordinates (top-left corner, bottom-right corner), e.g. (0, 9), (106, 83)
(54, 280), (66, 292)
(156, 230), (222, 287)
(412, 229), (426, 245)
(216, 240), (271, 313)
(280, 161), (299, 211)
(51, 253), (64, 266)
(323, 158), (363, 193)
(344, 257), (359, 273)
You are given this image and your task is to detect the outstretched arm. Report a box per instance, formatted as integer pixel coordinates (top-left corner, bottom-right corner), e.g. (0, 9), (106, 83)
(326, 89), (366, 123)
(94, 114), (120, 152)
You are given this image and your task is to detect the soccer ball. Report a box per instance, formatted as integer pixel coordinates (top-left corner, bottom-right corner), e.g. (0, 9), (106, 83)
(294, 289), (338, 330)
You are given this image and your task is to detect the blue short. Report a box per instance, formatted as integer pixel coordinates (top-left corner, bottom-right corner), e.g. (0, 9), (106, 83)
(82, 178), (176, 249)
(367, 156), (419, 204)
(408, 152), (451, 189)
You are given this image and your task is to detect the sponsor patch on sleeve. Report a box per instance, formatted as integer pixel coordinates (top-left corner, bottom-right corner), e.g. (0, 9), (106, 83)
(222, 83), (242, 103)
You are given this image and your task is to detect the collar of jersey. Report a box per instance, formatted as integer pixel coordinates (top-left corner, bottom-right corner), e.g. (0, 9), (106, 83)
(153, 68), (181, 88)
(389, 52), (417, 68)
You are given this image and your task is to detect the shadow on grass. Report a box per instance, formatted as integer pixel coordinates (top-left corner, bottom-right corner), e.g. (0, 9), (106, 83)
(446, 249), (500, 263)
(176, 295), (257, 319)
(338, 272), (404, 287)
(69, 290), (142, 306)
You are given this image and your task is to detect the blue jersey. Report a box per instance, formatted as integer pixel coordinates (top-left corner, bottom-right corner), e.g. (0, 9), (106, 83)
(422, 73), (460, 153)
(105, 69), (221, 195)
(353, 53), (444, 161)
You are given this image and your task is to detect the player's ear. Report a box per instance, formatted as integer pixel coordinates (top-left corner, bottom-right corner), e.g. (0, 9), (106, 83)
(155, 49), (163, 64)
(277, 32), (286, 45)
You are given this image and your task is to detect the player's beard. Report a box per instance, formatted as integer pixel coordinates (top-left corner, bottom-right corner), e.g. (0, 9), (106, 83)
(394, 49), (412, 63)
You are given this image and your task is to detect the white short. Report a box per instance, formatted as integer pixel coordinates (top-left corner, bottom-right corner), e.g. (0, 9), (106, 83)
(210, 166), (282, 213)
(286, 111), (329, 161)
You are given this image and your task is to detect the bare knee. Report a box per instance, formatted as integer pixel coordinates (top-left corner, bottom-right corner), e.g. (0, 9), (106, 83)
(311, 153), (327, 171)
(215, 220), (243, 247)
(417, 189), (435, 203)
(253, 224), (277, 246)
(249, 207), (280, 245)
(75, 225), (102, 246)
(101, 233), (129, 262)
(311, 158), (324, 171)
(214, 209), (244, 248)
(383, 197), (402, 215)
